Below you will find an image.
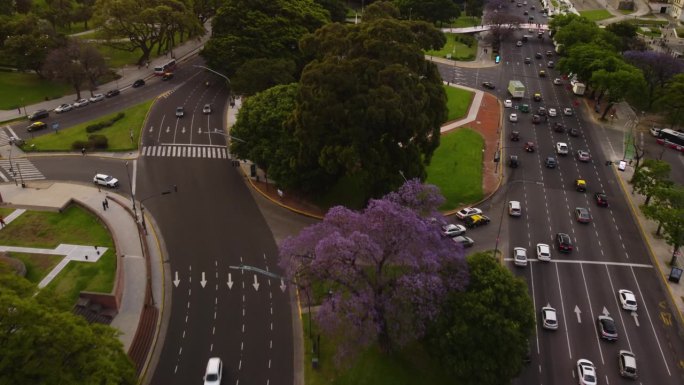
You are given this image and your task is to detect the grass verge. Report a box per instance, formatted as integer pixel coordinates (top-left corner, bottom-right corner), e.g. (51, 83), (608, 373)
(0, 72), (72, 110)
(302, 316), (451, 385)
(45, 250), (116, 304)
(425, 33), (477, 61)
(0, 208), (15, 216)
(7, 252), (62, 283)
(579, 9), (613, 22)
(426, 128), (484, 211)
(23, 99), (153, 152)
(445, 16), (481, 28)
(444, 85), (473, 122)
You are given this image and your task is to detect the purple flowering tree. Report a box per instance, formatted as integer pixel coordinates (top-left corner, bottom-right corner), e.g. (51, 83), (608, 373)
(624, 50), (684, 110)
(279, 180), (468, 359)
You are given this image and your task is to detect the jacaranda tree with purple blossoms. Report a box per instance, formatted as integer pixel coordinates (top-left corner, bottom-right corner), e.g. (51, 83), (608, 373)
(279, 180), (468, 359)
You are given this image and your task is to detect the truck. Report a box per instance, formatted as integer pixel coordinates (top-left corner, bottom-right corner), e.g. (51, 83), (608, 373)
(572, 82), (586, 96)
(508, 80), (525, 99)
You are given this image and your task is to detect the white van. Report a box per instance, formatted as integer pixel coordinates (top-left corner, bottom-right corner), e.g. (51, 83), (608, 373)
(203, 357), (223, 385)
(508, 201), (522, 217)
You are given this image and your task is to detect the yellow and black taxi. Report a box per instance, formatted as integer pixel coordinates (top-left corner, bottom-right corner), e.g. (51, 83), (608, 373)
(27, 121), (47, 132)
(575, 179), (587, 192)
(464, 214), (491, 229)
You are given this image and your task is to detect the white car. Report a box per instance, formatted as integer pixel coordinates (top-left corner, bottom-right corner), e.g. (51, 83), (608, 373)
(203, 104), (212, 114)
(618, 350), (638, 379)
(456, 207), (482, 220)
(442, 224), (466, 237)
(89, 93), (105, 103)
(618, 289), (637, 311)
(73, 98), (89, 108)
(577, 359), (597, 385)
(563, 107), (573, 116)
(553, 78), (563, 85)
(509, 113), (518, 122)
(513, 247), (528, 267)
(649, 127), (661, 137)
(556, 142), (569, 155)
(548, 108), (557, 117)
(504, 99), (513, 108)
(93, 173), (119, 188)
(508, 200), (521, 216)
(541, 306), (558, 330)
(203, 357), (223, 385)
(536, 243), (551, 261)
(54, 103), (73, 113)
(176, 106), (184, 117)
(516, 40), (523, 47)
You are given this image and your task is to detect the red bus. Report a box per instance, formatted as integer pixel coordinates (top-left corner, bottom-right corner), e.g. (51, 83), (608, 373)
(153, 59), (176, 76)
(656, 128), (684, 153)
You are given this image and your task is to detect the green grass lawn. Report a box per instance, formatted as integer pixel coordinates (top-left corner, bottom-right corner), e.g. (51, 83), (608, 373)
(23, 99), (153, 152)
(0, 72), (72, 110)
(0, 207), (15, 216)
(426, 128), (484, 211)
(579, 9), (613, 22)
(0, 205), (116, 304)
(7, 252), (63, 284)
(302, 316), (451, 385)
(446, 16), (481, 28)
(444, 85), (473, 122)
(627, 18), (669, 26)
(425, 33), (477, 61)
(676, 28), (684, 37)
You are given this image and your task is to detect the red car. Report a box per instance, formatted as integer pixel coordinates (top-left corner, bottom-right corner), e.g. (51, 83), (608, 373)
(595, 192), (609, 207)
(556, 233), (573, 252)
(575, 207), (592, 223)
(524, 141), (536, 152)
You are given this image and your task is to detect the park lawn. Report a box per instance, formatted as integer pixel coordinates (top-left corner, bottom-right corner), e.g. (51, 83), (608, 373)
(0, 72), (72, 110)
(45, 250), (116, 304)
(0, 204), (114, 249)
(425, 33), (477, 61)
(302, 316), (451, 385)
(579, 9), (613, 22)
(24, 99), (152, 152)
(7, 252), (63, 284)
(627, 18), (668, 26)
(426, 128), (483, 211)
(448, 16), (481, 28)
(0, 207), (15, 216)
(444, 85), (473, 122)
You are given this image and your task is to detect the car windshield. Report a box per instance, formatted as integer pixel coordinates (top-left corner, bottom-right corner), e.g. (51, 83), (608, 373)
(206, 374), (218, 381)
(104, 176), (113, 182)
(603, 319), (616, 332)
(584, 374), (595, 382)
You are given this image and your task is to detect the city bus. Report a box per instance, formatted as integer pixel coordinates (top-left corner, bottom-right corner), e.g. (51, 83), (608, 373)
(656, 128), (684, 153)
(153, 59), (176, 76)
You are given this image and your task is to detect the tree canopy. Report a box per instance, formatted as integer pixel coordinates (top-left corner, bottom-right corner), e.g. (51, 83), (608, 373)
(394, 0), (461, 24)
(427, 252), (535, 385)
(656, 73), (684, 128)
(289, 2), (447, 201)
(0, 272), (136, 385)
(279, 180), (468, 360)
(201, 0), (329, 95)
(632, 158), (673, 205)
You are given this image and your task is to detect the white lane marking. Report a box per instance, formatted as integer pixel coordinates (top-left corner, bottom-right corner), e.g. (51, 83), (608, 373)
(579, 264), (605, 365)
(529, 260), (541, 357)
(501, 258), (653, 268)
(629, 266), (671, 375)
(603, 265), (632, 352)
(555, 262), (573, 359)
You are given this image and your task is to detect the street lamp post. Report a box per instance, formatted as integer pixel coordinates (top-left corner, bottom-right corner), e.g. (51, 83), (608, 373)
(139, 190), (173, 234)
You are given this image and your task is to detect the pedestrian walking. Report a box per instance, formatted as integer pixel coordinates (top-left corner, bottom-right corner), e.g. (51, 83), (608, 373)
(0, 216), (5, 228)
(81, 147), (86, 155)
(104, 198), (109, 209)
(102, 200), (107, 211)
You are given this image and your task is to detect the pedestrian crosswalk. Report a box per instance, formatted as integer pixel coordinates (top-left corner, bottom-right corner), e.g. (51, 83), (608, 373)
(0, 130), (14, 147)
(0, 158), (46, 181)
(141, 145), (229, 159)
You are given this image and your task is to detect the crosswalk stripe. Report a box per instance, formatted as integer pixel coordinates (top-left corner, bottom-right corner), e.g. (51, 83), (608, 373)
(141, 145), (229, 160)
(0, 158), (45, 181)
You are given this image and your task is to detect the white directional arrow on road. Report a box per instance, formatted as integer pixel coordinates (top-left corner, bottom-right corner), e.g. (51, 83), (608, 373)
(200, 272), (207, 288)
(574, 305), (582, 323)
(602, 306), (610, 317)
(149, 126), (154, 132)
(227, 273), (234, 290)
(182, 126), (186, 134)
(631, 312), (640, 327)
(280, 279), (286, 292)
(198, 127), (202, 134)
(252, 274), (260, 291)
(173, 271), (180, 287)
(166, 126), (170, 133)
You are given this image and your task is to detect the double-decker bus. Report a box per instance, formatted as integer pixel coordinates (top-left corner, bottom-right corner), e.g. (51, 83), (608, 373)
(656, 128), (684, 153)
(153, 59), (176, 76)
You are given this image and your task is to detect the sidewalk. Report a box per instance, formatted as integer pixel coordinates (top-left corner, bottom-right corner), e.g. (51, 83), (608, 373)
(0, 180), (165, 375)
(0, 21), (212, 124)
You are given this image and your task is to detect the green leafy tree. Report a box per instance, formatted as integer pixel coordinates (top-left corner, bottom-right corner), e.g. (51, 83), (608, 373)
(656, 73), (684, 128)
(315, 0), (347, 22)
(42, 39), (96, 99)
(201, 0), (329, 95)
(394, 0), (460, 24)
(427, 252), (535, 385)
(0, 273), (136, 385)
(606, 21), (642, 52)
(591, 64), (646, 120)
(558, 42), (619, 85)
(39, 0), (74, 30)
(2, 13), (62, 76)
(230, 83), (300, 186)
(642, 185), (684, 265)
(631, 158), (672, 206)
(291, 2), (447, 202)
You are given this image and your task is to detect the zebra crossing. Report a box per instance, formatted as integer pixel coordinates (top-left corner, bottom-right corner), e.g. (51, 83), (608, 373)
(0, 130), (14, 147)
(0, 158), (46, 181)
(141, 145), (230, 159)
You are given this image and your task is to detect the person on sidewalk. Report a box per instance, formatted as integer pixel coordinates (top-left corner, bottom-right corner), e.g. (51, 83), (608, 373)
(0, 216), (5, 227)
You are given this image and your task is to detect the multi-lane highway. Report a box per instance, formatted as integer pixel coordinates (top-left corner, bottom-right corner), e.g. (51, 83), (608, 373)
(459, 2), (684, 384)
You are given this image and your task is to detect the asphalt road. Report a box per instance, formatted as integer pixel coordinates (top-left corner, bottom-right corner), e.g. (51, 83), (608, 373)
(135, 76), (294, 385)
